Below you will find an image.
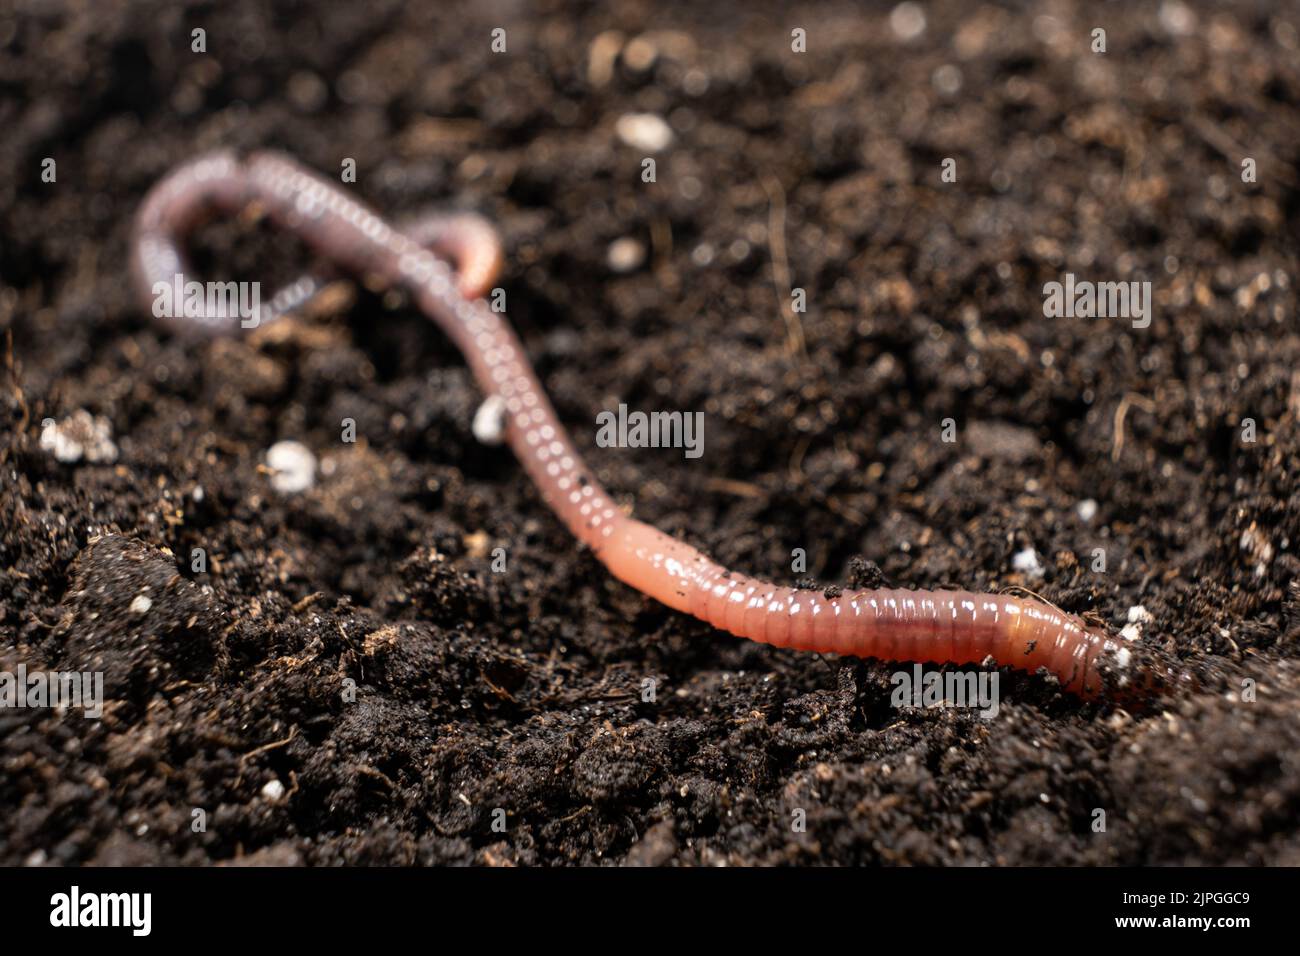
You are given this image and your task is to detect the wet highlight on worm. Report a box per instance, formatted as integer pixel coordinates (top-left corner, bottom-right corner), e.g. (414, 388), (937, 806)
(132, 151), (1191, 701)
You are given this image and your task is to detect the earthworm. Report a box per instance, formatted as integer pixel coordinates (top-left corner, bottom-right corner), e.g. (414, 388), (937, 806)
(132, 151), (1191, 701)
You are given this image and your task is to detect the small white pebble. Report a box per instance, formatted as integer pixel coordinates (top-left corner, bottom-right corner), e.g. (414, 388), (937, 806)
(39, 410), (118, 464)
(129, 594), (153, 615)
(1115, 647), (1133, 669)
(1011, 547), (1045, 580)
(1077, 499), (1098, 523)
(606, 237), (646, 273)
(191, 485), (205, 503)
(615, 112), (674, 153)
(1120, 622), (1143, 642)
(1158, 0), (1196, 36)
(890, 2), (927, 41)
(931, 64), (962, 96)
(472, 395), (507, 446)
(266, 440), (317, 494)
(1127, 605), (1153, 624)
(261, 779), (286, 801)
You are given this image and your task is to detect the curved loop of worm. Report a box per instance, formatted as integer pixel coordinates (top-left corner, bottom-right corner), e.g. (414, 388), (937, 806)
(133, 151), (1195, 701)
(254, 211), (504, 325)
(400, 212), (504, 302)
(131, 151), (503, 335)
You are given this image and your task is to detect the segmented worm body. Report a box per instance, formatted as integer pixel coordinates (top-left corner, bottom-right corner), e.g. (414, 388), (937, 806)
(133, 151), (1185, 700)
(133, 155), (503, 334)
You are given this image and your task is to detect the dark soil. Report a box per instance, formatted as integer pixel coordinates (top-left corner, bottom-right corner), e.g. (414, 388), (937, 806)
(3, 0), (1300, 866)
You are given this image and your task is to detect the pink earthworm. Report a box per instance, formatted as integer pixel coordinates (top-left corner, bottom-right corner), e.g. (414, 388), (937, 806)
(132, 151), (1191, 701)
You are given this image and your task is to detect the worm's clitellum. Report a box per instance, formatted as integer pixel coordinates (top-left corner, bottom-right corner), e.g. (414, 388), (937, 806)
(133, 151), (1191, 701)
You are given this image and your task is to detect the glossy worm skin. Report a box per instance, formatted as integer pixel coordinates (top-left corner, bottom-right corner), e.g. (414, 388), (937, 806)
(132, 151), (1184, 701)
